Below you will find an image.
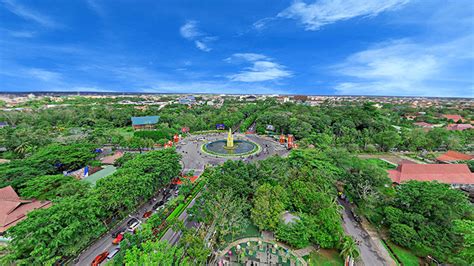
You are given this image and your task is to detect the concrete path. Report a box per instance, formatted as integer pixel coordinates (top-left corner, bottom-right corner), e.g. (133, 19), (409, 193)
(338, 199), (396, 266)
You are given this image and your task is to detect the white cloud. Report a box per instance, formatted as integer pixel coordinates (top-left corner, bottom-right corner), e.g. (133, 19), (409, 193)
(277, 0), (410, 30)
(180, 20), (202, 40)
(86, 0), (105, 16)
(333, 37), (474, 97)
(179, 20), (216, 52)
(1, 0), (58, 28)
(26, 68), (62, 82)
(194, 40), (211, 52)
(227, 53), (292, 82)
(227, 53), (269, 62)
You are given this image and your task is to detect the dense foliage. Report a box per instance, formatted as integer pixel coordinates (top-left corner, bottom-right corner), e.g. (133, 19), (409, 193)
(383, 181), (472, 264)
(191, 150), (345, 251)
(0, 143), (98, 191)
(1, 149), (181, 265)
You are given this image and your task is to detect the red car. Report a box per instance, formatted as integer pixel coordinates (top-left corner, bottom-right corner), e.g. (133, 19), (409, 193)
(112, 232), (124, 245)
(91, 251), (109, 266)
(142, 211), (152, 218)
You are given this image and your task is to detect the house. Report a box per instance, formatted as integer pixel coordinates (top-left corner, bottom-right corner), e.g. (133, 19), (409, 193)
(178, 95), (196, 105)
(387, 163), (474, 188)
(436, 151), (473, 163)
(413, 122), (434, 129)
(245, 95), (257, 102)
(442, 114), (464, 122)
(131, 116), (160, 131)
(0, 186), (51, 234)
(446, 124), (472, 131)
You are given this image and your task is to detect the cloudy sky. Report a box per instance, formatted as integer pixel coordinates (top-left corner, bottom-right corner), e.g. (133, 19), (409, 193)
(0, 0), (473, 96)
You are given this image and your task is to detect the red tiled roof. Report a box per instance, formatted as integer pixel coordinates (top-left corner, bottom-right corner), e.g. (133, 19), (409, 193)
(442, 114), (464, 122)
(0, 186), (51, 233)
(446, 124), (472, 131)
(413, 122), (433, 128)
(387, 163), (474, 185)
(437, 150), (473, 162)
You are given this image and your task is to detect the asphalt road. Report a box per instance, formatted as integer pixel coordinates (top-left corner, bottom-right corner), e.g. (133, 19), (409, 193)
(73, 189), (170, 266)
(73, 133), (289, 265)
(338, 199), (388, 266)
(176, 133), (289, 172)
(160, 193), (201, 245)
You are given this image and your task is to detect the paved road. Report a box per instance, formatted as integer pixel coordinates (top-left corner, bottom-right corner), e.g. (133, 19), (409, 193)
(73, 189), (171, 265)
(176, 133), (289, 170)
(338, 199), (392, 266)
(74, 133), (288, 264)
(160, 193), (201, 245)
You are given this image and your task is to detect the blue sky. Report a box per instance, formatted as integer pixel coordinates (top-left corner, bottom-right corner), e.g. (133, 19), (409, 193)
(0, 0), (473, 97)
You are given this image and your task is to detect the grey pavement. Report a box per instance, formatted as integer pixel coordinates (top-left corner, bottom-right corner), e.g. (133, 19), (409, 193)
(73, 190), (168, 266)
(73, 133), (289, 265)
(338, 199), (392, 266)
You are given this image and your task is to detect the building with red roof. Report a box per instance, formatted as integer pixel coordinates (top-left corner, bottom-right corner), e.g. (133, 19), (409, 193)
(436, 150), (473, 163)
(446, 124), (472, 131)
(0, 186), (51, 234)
(442, 114), (464, 122)
(413, 122), (434, 128)
(387, 163), (474, 187)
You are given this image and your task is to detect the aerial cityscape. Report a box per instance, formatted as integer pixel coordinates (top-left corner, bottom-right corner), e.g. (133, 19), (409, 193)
(0, 1), (473, 266)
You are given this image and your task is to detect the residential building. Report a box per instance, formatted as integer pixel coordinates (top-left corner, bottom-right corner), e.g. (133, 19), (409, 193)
(0, 186), (51, 234)
(131, 116), (160, 130)
(442, 114), (464, 122)
(178, 95), (196, 105)
(436, 151), (473, 163)
(387, 163), (474, 188)
(446, 124), (472, 131)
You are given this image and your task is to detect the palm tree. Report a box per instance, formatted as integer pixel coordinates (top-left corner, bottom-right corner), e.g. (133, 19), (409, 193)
(340, 236), (360, 261)
(14, 142), (32, 157)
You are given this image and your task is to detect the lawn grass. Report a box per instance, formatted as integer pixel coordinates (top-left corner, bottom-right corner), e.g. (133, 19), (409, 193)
(386, 241), (420, 266)
(365, 158), (397, 169)
(306, 249), (344, 266)
(223, 223), (260, 244)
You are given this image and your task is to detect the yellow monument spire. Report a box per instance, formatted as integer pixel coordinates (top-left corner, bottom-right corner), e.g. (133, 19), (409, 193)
(226, 128), (234, 148)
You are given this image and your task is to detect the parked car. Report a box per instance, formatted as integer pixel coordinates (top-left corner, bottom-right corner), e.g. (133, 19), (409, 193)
(174, 190), (179, 196)
(107, 248), (120, 260)
(153, 200), (164, 210)
(112, 232), (124, 245)
(111, 228), (124, 238)
(127, 221), (140, 232)
(127, 218), (139, 227)
(91, 251), (109, 266)
(142, 211), (152, 218)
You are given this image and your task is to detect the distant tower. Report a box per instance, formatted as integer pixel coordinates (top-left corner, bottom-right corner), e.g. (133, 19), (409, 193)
(226, 128), (234, 148)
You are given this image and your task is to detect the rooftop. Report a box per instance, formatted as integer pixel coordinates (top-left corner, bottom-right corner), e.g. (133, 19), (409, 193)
(131, 115), (160, 126)
(436, 151), (473, 162)
(0, 186), (51, 233)
(387, 163), (473, 185)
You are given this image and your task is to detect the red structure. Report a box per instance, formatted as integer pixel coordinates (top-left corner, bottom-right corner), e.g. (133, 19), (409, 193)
(287, 134), (294, 149)
(181, 127), (190, 133)
(279, 134), (286, 144)
(173, 134), (179, 143)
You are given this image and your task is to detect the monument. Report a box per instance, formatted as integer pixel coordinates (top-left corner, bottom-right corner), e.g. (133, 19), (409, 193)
(225, 128), (234, 149)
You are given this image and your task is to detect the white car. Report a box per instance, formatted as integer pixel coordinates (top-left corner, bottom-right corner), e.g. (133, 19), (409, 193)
(127, 221), (140, 232)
